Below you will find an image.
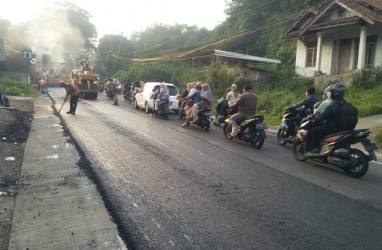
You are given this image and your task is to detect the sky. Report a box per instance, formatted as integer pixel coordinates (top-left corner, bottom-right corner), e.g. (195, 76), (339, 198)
(1, 0), (228, 38)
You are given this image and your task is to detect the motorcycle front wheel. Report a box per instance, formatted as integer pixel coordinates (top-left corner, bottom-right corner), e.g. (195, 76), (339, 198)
(293, 138), (307, 161)
(277, 128), (287, 146)
(344, 148), (369, 178)
(223, 123), (231, 139)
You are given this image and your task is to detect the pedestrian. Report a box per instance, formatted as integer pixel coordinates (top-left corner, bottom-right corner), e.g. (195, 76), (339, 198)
(58, 80), (81, 115)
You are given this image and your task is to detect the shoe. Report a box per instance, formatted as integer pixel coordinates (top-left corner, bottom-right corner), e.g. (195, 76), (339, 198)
(66, 111), (72, 114)
(71, 112), (75, 115)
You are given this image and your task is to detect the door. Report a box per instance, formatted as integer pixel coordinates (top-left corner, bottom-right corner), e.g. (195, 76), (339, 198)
(338, 39), (352, 74)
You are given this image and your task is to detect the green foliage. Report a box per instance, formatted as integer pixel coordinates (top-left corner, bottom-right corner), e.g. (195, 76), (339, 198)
(351, 68), (382, 89)
(255, 77), (315, 124)
(0, 75), (38, 97)
(375, 128), (382, 148)
(346, 84), (382, 117)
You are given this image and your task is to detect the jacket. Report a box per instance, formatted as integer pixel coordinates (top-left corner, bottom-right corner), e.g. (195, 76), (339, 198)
(231, 90), (258, 117)
(315, 99), (344, 132)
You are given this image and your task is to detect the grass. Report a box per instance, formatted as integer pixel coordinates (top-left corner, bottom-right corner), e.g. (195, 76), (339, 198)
(376, 128), (382, 149)
(0, 74), (39, 97)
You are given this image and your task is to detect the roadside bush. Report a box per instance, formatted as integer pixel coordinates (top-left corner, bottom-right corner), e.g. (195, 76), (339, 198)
(375, 128), (382, 148)
(0, 75), (38, 97)
(352, 68), (382, 89)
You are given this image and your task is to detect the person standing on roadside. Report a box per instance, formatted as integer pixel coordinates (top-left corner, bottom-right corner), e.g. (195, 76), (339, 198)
(59, 80), (80, 115)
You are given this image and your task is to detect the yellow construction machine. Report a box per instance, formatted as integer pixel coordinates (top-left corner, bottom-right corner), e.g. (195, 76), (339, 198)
(67, 59), (98, 99)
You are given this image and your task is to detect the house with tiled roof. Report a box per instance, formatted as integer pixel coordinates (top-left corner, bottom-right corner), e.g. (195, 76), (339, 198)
(283, 0), (382, 77)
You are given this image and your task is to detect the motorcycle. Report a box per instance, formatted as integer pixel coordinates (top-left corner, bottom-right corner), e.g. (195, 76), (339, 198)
(223, 115), (267, 149)
(106, 87), (115, 100)
(123, 90), (133, 103)
(214, 104), (238, 126)
(185, 107), (212, 131)
(293, 118), (378, 178)
(177, 97), (194, 119)
(152, 100), (170, 120)
(277, 107), (306, 145)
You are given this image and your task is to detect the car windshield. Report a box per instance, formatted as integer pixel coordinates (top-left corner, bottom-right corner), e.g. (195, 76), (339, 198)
(168, 86), (178, 96)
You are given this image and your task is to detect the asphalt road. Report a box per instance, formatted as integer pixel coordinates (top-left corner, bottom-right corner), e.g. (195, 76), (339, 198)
(49, 88), (382, 250)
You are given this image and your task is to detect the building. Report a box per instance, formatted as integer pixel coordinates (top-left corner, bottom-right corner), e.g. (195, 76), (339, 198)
(283, 0), (382, 77)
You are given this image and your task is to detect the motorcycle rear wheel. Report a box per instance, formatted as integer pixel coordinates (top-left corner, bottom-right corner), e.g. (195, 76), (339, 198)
(223, 123), (231, 139)
(203, 120), (210, 131)
(250, 134), (264, 149)
(293, 138), (307, 161)
(344, 148), (369, 178)
(277, 128), (287, 146)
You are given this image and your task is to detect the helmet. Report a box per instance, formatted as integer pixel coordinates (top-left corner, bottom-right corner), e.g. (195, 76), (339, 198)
(58, 80), (65, 86)
(329, 83), (345, 100)
(195, 81), (203, 89)
(322, 84), (333, 100)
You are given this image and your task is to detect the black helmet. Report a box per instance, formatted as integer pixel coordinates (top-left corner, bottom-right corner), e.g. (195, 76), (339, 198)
(329, 83), (345, 100)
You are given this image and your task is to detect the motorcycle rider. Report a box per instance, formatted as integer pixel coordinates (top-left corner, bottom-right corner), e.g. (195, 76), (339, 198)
(182, 81), (203, 127)
(213, 87), (231, 125)
(314, 84), (333, 114)
(191, 83), (213, 123)
(154, 87), (169, 111)
(229, 84), (258, 138)
(286, 87), (319, 139)
(307, 84), (345, 153)
(152, 83), (169, 110)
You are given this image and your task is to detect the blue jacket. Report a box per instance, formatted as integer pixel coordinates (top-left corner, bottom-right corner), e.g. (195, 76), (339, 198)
(186, 89), (201, 103)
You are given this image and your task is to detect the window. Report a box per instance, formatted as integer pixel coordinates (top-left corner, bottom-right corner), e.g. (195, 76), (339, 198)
(365, 36), (377, 69)
(306, 42), (317, 67)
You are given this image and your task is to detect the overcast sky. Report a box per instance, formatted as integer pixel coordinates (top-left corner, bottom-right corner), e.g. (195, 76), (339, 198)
(1, 0), (228, 38)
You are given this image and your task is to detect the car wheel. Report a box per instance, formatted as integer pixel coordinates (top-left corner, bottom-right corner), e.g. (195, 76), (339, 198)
(145, 102), (150, 113)
(134, 99), (139, 109)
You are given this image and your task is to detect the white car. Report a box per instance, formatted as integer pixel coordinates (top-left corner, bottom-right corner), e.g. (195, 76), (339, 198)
(134, 82), (179, 113)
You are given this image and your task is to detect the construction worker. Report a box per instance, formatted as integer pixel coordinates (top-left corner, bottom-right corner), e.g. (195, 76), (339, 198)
(58, 80), (81, 115)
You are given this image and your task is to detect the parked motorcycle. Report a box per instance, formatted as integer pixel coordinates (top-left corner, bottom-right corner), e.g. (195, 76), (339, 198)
(152, 100), (170, 120)
(277, 107), (306, 145)
(223, 115), (267, 149)
(293, 118), (378, 178)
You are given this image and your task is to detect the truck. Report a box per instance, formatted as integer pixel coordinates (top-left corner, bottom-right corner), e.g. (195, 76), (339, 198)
(67, 60), (98, 99)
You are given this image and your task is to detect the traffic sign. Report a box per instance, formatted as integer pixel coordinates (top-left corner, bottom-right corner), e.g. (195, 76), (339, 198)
(23, 50), (32, 60)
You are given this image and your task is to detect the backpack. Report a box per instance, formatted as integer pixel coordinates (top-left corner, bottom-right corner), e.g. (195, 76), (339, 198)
(336, 100), (358, 130)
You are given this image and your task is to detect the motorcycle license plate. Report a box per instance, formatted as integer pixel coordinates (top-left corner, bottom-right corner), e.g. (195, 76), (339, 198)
(256, 123), (267, 129)
(361, 140), (378, 150)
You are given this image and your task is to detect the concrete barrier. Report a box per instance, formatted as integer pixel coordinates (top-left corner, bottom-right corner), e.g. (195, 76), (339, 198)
(7, 96), (34, 112)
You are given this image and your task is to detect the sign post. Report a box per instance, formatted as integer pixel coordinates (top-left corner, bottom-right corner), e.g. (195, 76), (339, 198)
(23, 50), (32, 93)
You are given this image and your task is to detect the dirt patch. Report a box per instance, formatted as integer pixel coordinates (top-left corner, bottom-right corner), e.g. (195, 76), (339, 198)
(0, 108), (32, 250)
